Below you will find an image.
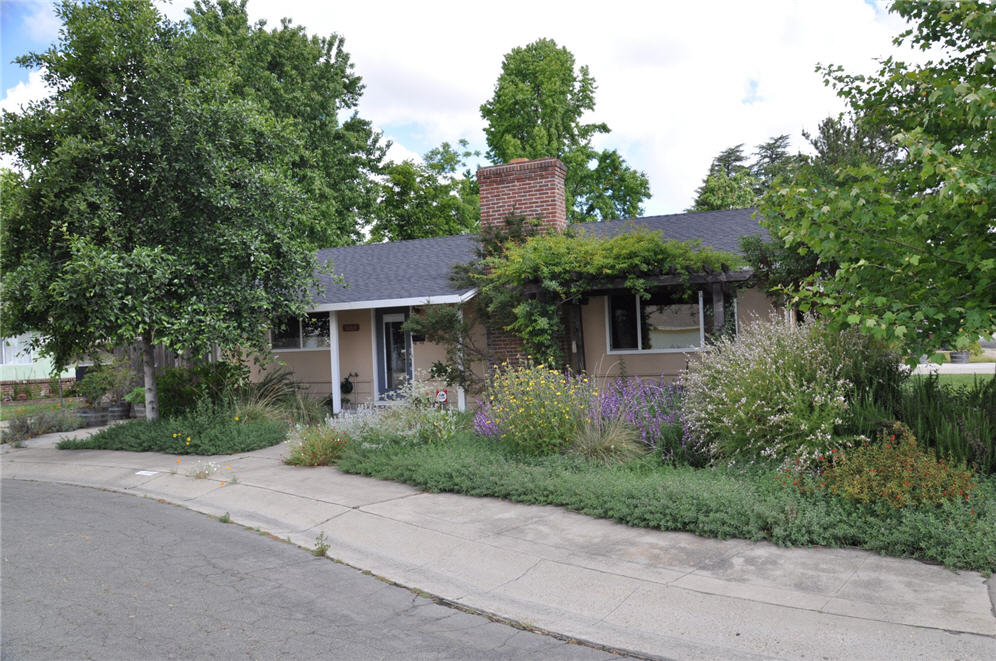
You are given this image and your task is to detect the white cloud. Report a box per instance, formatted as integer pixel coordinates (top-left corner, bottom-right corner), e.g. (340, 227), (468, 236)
(1, 68), (51, 113)
(20, 0), (60, 42)
(382, 137), (423, 166)
(238, 0), (922, 214)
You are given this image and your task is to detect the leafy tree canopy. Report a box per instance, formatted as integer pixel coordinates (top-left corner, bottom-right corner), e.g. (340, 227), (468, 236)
(371, 140), (479, 242)
(480, 38), (650, 222)
(759, 0), (996, 359)
(187, 0), (385, 248)
(0, 0), (328, 417)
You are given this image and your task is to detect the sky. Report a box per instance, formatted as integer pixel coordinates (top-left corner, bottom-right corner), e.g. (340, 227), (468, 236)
(1, 0), (921, 216)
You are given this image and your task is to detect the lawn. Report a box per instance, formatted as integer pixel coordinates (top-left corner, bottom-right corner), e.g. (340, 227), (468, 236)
(912, 373), (994, 388)
(336, 431), (996, 573)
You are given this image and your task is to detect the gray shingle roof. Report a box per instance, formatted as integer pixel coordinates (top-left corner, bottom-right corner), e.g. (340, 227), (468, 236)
(313, 234), (478, 307)
(313, 208), (765, 307)
(583, 207), (767, 254)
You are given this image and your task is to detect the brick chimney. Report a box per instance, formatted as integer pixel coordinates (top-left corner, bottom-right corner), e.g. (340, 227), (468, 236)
(477, 157), (567, 233)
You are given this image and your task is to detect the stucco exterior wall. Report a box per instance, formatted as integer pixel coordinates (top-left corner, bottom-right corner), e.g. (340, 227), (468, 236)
(337, 309), (375, 405)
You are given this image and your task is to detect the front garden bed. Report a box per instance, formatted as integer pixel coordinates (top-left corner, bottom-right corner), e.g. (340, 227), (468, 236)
(336, 431), (996, 573)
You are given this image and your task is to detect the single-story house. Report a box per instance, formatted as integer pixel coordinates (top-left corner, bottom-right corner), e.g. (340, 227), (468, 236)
(259, 157), (777, 413)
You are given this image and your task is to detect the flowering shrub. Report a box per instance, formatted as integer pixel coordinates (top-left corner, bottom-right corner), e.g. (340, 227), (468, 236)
(597, 376), (704, 464)
(331, 378), (461, 447)
(821, 424), (977, 507)
(682, 317), (851, 466)
(284, 423), (348, 466)
(480, 360), (593, 455)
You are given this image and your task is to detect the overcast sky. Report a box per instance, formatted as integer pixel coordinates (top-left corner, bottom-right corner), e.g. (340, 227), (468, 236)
(2, 0), (920, 215)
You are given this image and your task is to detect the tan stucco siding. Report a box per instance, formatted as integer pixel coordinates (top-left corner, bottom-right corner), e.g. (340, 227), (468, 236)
(735, 286), (779, 329)
(337, 309), (375, 405)
(267, 350), (332, 398)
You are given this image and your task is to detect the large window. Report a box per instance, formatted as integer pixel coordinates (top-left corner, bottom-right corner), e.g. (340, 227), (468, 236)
(607, 290), (706, 352)
(271, 313), (330, 350)
(1, 334), (35, 365)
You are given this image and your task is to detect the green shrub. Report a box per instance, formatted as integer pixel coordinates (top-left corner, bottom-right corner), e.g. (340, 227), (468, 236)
(284, 424), (348, 466)
(682, 317), (851, 466)
(57, 403), (285, 454)
(821, 424), (977, 508)
(481, 360), (592, 455)
(2, 407), (82, 443)
(77, 367), (117, 406)
(822, 327), (907, 415)
(157, 361), (249, 417)
(898, 375), (995, 474)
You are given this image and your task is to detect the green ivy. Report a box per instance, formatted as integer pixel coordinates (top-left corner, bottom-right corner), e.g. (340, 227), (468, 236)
(477, 227), (742, 362)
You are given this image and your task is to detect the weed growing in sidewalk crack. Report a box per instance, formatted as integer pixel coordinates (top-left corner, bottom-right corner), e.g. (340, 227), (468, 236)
(313, 531), (330, 556)
(218, 512), (231, 524)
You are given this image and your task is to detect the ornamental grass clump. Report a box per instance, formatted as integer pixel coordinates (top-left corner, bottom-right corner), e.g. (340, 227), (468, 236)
(682, 316), (850, 467)
(820, 423), (977, 507)
(481, 360), (594, 455)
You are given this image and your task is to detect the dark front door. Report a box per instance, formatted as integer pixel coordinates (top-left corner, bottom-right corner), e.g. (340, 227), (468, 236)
(376, 309), (412, 397)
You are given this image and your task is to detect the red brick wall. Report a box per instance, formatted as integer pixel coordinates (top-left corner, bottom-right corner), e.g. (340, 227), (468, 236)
(478, 158), (567, 365)
(478, 157), (567, 233)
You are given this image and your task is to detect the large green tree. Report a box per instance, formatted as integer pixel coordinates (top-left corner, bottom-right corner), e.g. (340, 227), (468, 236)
(480, 38), (650, 222)
(187, 0), (385, 248)
(759, 0), (996, 359)
(742, 114), (896, 299)
(0, 0), (322, 419)
(371, 141), (479, 242)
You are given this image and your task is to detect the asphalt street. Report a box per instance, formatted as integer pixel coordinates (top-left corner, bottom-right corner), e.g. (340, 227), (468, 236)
(1, 480), (623, 661)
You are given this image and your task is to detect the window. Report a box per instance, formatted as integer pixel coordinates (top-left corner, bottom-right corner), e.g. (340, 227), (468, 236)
(0, 334), (35, 365)
(271, 313), (330, 350)
(607, 290), (706, 352)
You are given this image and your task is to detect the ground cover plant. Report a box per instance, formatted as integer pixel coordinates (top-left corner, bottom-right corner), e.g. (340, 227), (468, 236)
(335, 430), (996, 573)
(57, 402), (285, 455)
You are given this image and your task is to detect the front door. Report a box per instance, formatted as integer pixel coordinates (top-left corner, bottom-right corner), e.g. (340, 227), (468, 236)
(376, 310), (412, 397)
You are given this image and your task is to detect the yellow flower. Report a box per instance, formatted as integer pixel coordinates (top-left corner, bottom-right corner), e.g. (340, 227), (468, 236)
(186, 437), (191, 442)
(172, 433), (178, 438)
(234, 416), (240, 421)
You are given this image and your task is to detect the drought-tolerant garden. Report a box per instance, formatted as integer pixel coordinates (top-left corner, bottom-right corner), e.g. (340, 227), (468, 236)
(284, 318), (996, 573)
(2, 360), (323, 453)
(4, 320), (993, 573)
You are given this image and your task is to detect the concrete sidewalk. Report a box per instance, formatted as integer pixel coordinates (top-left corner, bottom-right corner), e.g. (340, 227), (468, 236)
(3, 430), (994, 660)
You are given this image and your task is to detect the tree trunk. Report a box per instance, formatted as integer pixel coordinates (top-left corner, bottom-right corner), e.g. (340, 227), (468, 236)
(141, 330), (160, 421)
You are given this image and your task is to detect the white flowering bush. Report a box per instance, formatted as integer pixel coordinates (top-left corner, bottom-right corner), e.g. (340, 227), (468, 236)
(682, 317), (851, 466)
(331, 377), (461, 446)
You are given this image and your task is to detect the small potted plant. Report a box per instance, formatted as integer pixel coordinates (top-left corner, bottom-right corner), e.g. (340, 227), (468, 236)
(125, 386), (146, 418)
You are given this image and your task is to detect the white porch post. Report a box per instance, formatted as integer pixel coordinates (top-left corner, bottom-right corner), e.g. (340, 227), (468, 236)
(457, 307), (467, 412)
(328, 311), (341, 415)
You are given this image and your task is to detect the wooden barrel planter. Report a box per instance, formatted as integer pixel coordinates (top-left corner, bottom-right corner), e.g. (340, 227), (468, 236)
(950, 351), (970, 364)
(78, 408), (109, 427)
(107, 403), (130, 421)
